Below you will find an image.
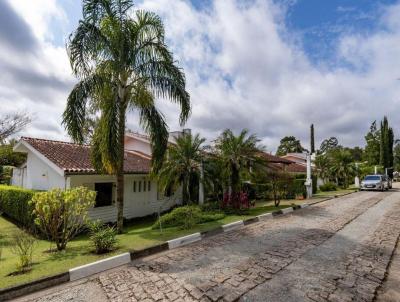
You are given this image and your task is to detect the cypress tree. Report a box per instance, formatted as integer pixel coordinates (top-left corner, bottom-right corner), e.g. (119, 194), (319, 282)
(379, 116), (393, 170)
(310, 124), (315, 154)
(388, 127), (394, 168)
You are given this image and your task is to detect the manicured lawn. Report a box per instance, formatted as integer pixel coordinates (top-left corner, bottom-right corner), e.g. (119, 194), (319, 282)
(0, 201), (292, 289)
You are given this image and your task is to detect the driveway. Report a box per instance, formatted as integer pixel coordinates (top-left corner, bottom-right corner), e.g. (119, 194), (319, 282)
(16, 186), (400, 302)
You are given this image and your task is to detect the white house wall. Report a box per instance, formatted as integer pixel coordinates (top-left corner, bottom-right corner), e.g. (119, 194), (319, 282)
(25, 151), (65, 190)
(69, 174), (182, 223)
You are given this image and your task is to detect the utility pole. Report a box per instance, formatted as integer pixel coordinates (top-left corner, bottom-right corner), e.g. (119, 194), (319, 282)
(305, 152), (312, 199)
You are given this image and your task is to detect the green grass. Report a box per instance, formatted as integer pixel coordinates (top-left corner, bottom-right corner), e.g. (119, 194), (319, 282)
(313, 187), (357, 198)
(0, 201), (292, 289)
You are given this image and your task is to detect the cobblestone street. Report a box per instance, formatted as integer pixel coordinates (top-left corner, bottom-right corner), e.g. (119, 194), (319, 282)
(17, 188), (400, 302)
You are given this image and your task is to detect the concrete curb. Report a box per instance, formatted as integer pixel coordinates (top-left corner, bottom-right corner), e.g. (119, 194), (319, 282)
(1, 191), (358, 300)
(0, 272), (69, 301)
(69, 252), (131, 281)
(167, 232), (201, 249)
(222, 220), (244, 232)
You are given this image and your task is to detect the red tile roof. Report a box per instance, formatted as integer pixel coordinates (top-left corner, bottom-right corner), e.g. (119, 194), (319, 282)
(21, 137), (151, 175)
(259, 152), (293, 164)
(285, 162), (307, 173)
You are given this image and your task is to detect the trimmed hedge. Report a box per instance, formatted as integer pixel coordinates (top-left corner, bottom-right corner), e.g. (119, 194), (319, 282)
(152, 205), (225, 230)
(319, 182), (337, 192)
(0, 185), (35, 228)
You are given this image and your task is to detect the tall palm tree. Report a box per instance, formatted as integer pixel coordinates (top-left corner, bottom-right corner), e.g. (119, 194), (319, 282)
(158, 133), (206, 204)
(214, 129), (263, 194)
(314, 154), (331, 183)
(63, 0), (190, 232)
(330, 149), (355, 188)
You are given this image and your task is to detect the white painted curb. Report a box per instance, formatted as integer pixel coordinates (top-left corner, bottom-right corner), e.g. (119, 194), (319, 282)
(281, 207), (294, 214)
(222, 220), (244, 232)
(300, 204), (310, 209)
(168, 232), (201, 249)
(69, 252), (131, 281)
(257, 212), (273, 220)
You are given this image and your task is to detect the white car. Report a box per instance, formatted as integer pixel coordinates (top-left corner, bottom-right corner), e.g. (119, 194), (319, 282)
(360, 175), (386, 191)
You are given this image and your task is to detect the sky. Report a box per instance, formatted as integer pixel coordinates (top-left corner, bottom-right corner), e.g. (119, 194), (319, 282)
(1, 0), (400, 153)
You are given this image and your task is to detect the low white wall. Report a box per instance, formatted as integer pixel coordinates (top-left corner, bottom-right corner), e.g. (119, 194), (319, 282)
(69, 174), (182, 222)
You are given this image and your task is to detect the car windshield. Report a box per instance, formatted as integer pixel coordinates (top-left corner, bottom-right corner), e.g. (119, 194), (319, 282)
(364, 176), (381, 181)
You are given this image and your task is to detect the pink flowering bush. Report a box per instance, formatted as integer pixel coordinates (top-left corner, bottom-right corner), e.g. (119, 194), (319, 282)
(222, 191), (254, 212)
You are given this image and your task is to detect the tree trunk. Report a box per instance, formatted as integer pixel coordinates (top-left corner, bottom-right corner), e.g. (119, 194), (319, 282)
(182, 177), (189, 205)
(116, 167), (124, 233)
(116, 92), (127, 234)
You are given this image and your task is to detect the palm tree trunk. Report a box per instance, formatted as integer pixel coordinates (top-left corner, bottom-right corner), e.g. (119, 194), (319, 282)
(182, 177), (189, 205)
(116, 95), (127, 234)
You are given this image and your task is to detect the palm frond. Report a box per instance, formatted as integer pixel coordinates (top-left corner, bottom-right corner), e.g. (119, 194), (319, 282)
(67, 20), (111, 77)
(138, 101), (169, 173)
(62, 75), (103, 143)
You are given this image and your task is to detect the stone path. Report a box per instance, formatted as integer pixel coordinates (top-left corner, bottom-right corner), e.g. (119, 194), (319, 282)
(16, 189), (400, 302)
(376, 224), (400, 302)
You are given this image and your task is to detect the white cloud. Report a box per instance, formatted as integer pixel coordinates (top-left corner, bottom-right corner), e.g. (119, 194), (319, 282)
(2, 0), (400, 153)
(138, 0), (400, 152)
(7, 0), (67, 42)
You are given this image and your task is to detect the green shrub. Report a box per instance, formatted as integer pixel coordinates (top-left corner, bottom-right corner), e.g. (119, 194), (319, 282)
(200, 212), (225, 222)
(0, 185), (35, 229)
(30, 187), (96, 251)
(286, 179), (306, 199)
(11, 230), (36, 273)
(152, 205), (225, 230)
(319, 182), (337, 192)
(88, 220), (118, 254)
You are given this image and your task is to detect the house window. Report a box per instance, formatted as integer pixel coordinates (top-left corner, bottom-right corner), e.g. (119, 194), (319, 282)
(138, 181), (141, 192)
(133, 181), (136, 192)
(143, 180), (147, 192)
(94, 183), (113, 207)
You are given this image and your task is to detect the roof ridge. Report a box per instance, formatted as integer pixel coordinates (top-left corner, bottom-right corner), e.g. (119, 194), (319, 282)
(21, 137), (91, 147)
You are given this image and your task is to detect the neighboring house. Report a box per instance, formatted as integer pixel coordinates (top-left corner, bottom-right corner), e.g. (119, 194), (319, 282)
(281, 152), (317, 168)
(260, 152), (307, 175)
(12, 131), (184, 222)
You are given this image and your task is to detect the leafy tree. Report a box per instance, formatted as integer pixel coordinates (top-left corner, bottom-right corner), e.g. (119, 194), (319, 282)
(63, 0), (190, 232)
(394, 140), (400, 172)
(319, 137), (339, 154)
(0, 140), (27, 166)
(0, 112), (31, 143)
(30, 187), (96, 251)
(364, 121), (380, 165)
(343, 146), (364, 162)
(276, 136), (305, 156)
(158, 133), (206, 205)
(214, 129), (263, 195)
(266, 170), (293, 207)
(310, 124), (315, 154)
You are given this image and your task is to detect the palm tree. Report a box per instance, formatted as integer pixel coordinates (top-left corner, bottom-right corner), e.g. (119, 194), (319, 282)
(63, 0), (190, 232)
(314, 154), (331, 183)
(214, 129), (263, 195)
(330, 149), (355, 188)
(158, 133), (206, 204)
